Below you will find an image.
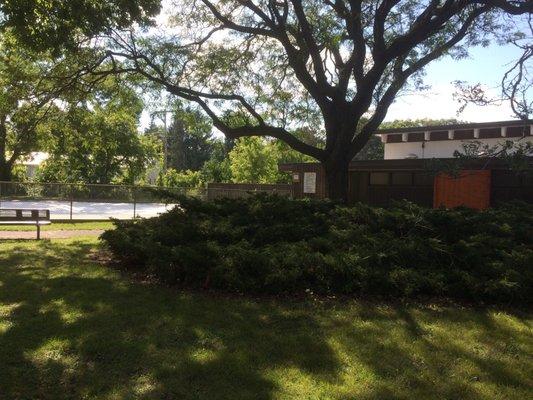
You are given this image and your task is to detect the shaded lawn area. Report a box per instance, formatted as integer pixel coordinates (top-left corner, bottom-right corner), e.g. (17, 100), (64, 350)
(0, 239), (531, 400)
(0, 221), (114, 231)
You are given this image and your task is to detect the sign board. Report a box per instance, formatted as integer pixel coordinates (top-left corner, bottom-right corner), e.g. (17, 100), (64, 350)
(292, 173), (300, 182)
(303, 172), (317, 194)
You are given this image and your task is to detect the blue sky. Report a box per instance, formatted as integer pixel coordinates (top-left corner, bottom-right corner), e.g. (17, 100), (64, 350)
(385, 42), (523, 122)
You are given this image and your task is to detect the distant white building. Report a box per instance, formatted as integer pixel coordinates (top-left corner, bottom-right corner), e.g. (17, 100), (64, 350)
(375, 120), (532, 160)
(17, 152), (49, 178)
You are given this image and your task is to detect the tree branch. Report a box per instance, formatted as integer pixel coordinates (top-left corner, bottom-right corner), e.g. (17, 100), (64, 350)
(352, 5), (487, 156)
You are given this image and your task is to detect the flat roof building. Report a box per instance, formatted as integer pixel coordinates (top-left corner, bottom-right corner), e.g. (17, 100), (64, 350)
(375, 120), (532, 160)
(279, 120), (533, 208)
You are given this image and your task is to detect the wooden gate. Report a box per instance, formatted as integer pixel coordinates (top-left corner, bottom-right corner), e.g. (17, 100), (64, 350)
(433, 170), (491, 210)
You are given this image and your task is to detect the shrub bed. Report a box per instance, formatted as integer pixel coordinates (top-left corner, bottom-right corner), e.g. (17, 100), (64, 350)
(101, 195), (533, 305)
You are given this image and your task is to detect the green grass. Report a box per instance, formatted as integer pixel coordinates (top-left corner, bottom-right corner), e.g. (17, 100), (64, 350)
(0, 239), (531, 400)
(0, 221), (114, 231)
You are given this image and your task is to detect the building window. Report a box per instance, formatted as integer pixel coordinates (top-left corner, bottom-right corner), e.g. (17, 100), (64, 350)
(454, 129), (474, 140)
(369, 172), (389, 185)
(407, 132), (424, 142)
(506, 126), (530, 137)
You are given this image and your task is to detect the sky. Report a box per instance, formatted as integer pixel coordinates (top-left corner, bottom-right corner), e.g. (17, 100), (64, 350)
(384, 43), (522, 123)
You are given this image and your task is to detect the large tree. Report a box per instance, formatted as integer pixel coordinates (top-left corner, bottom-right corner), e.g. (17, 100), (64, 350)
(3, 0), (532, 199)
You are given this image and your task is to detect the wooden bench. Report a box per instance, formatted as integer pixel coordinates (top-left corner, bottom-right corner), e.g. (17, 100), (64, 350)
(0, 209), (51, 239)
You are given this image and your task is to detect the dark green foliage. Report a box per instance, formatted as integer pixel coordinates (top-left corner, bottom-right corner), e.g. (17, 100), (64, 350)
(0, 0), (160, 53)
(165, 105), (214, 172)
(101, 195), (533, 305)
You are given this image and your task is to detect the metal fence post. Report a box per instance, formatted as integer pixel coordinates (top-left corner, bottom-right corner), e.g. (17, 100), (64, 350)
(133, 187), (137, 219)
(69, 183), (73, 221)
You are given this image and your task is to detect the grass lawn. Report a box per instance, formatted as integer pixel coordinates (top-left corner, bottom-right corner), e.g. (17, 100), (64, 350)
(0, 238), (531, 400)
(0, 221), (114, 231)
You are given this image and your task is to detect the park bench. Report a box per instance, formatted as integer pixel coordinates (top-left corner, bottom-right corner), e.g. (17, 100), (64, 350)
(0, 209), (51, 239)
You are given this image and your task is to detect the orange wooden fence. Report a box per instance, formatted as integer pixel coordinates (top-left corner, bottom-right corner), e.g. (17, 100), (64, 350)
(433, 170), (491, 210)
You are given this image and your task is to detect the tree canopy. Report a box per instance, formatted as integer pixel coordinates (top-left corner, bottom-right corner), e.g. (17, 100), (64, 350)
(165, 105), (214, 172)
(0, 34), (62, 181)
(38, 78), (157, 184)
(0, 0), (160, 53)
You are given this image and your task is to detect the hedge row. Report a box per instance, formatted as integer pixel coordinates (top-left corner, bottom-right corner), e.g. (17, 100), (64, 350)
(101, 195), (533, 305)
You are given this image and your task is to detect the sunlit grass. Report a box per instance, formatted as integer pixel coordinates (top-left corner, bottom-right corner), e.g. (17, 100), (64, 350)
(0, 238), (531, 399)
(0, 221), (114, 231)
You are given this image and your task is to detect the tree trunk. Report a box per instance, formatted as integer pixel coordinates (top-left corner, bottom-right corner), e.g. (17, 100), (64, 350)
(323, 158), (350, 202)
(0, 163), (12, 181)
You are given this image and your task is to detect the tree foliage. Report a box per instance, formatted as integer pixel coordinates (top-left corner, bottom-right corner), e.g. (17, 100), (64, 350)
(229, 137), (282, 183)
(165, 105), (214, 171)
(0, 0), (160, 53)
(156, 168), (202, 188)
(38, 79), (157, 184)
(0, 34), (59, 181)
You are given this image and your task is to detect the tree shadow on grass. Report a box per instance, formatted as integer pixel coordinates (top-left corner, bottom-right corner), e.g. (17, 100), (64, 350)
(0, 240), (340, 399)
(329, 303), (532, 400)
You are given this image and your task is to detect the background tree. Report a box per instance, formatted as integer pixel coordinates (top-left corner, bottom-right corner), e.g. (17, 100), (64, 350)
(352, 136), (384, 161)
(200, 138), (234, 183)
(166, 104), (214, 171)
(380, 118), (466, 130)
(156, 168), (202, 188)
(229, 137), (283, 183)
(38, 79), (157, 184)
(0, 34), (57, 181)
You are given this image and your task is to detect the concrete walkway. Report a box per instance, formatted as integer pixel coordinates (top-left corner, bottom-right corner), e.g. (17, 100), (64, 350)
(0, 229), (105, 240)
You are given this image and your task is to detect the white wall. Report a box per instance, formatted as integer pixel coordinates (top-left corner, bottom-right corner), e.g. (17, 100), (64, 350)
(384, 137), (532, 160)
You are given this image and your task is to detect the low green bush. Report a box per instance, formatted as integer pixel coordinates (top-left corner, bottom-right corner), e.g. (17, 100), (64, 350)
(101, 194), (533, 305)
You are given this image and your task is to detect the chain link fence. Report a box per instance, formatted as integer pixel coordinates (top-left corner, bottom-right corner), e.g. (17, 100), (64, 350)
(0, 181), (206, 202)
(0, 181), (204, 220)
(0, 181), (293, 220)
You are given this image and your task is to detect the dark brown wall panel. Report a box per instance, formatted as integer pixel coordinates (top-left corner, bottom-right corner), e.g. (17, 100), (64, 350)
(479, 128), (501, 139)
(391, 172), (413, 185)
(387, 134), (402, 143)
(454, 129), (474, 140)
(407, 132), (424, 142)
(430, 130), (449, 141)
(506, 126), (531, 137)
